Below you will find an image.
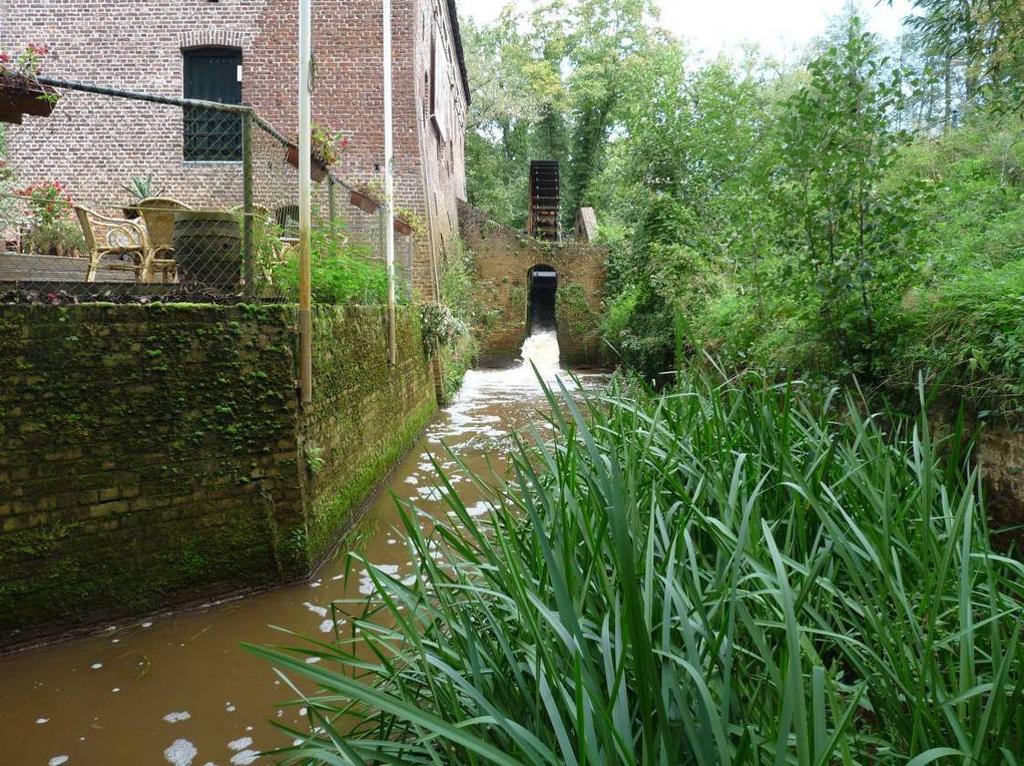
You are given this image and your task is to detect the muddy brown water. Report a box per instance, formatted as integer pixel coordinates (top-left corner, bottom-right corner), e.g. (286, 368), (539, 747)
(2, 334), (603, 766)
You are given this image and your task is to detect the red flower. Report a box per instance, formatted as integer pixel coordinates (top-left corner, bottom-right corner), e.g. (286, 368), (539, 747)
(27, 43), (49, 56)
(0, 52), (10, 64)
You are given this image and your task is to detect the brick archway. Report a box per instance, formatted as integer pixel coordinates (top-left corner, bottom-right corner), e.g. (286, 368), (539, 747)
(459, 202), (606, 368)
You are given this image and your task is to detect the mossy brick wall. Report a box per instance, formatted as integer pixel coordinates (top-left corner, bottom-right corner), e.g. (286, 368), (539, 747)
(976, 424), (1024, 548)
(0, 304), (306, 646)
(301, 305), (437, 563)
(458, 201), (607, 368)
(0, 303), (437, 648)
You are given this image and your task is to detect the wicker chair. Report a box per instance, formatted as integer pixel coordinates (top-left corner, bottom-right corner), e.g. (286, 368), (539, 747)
(137, 197), (192, 283)
(74, 206), (147, 283)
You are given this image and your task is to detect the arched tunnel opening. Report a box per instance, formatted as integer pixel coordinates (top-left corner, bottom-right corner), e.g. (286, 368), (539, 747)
(527, 265), (558, 334)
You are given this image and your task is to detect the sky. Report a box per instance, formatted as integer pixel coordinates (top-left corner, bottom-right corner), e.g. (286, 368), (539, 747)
(456, 0), (917, 61)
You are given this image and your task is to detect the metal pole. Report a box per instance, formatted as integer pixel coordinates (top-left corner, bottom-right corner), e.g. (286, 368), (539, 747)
(298, 0), (314, 404)
(383, 0), (397, 367)
(327, 175), (337, 224)
(241, 110), (255, 295)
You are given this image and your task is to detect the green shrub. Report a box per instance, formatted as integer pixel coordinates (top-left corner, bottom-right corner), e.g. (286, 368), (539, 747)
(895, 260), (1024, 414)
(272, 222), (388, 305)
(251, 372), (1024, 764)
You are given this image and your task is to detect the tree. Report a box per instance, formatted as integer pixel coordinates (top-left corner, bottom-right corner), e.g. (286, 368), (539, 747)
(776, 16), (920, 373)
(461, 0), (668, 229)
(899, 0), (1024, 114)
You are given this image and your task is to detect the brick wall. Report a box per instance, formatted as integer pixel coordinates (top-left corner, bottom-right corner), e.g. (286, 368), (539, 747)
(976, 424), (1024, 549)
(0, 0), (469, 298)
(0, 302), (436, 648)
(303, 305), (436, 560)
(0, 303), (305, 646)
(459, 201), (608, 367)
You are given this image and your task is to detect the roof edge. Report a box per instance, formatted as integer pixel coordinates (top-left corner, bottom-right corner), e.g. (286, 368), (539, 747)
(445, 0), (471, 106)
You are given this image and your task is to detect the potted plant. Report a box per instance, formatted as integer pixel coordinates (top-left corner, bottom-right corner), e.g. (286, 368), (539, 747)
(120, 174), (165, 219)
(0, 44), (59, 124)
(349, 187), (380, 215)
(285, 122), (349, 182)
(17, 181), (86, 257)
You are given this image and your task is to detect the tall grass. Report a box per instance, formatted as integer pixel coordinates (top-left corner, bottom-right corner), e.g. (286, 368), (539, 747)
(250, 372), (1024, 764)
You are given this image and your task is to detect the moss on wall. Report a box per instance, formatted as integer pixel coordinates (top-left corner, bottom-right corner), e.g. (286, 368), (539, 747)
(0, 303), (306, 645)
(300, 305), (437, 564)
(0, 301), (438, 647)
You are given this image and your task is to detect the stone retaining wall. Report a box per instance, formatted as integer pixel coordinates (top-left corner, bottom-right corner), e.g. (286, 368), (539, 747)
(0, 302), (435, 647)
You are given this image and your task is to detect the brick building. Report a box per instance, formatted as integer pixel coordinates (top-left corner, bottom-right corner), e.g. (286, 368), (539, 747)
(0, 0), (470, 298)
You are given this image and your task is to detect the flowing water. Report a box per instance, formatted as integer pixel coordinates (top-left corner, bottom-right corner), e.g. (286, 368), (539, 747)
(1, 331), (599, 766)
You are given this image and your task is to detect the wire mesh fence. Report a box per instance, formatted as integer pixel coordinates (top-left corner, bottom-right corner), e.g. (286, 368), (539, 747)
(0, 78), (414, 304)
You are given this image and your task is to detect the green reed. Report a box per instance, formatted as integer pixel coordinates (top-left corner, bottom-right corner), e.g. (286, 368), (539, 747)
(248, 371), (1024, 765)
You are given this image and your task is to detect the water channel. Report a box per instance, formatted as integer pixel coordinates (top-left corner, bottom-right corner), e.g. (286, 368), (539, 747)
(1, 331), (599, 766)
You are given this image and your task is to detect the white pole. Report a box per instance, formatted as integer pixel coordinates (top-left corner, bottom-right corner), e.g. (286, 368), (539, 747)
(383, 0), (397, 366)
(298, 0), (313, 403)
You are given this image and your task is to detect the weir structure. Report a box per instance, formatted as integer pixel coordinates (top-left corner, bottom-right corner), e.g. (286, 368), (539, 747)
(459, 160), (606, 368)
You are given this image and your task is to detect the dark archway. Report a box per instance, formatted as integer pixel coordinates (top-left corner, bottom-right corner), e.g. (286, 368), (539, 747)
(527, 264), (558, 333)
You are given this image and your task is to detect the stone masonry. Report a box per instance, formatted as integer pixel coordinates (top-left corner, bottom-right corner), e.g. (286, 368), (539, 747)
(0, 302), (436, 648)
(459, 200), (607, 368)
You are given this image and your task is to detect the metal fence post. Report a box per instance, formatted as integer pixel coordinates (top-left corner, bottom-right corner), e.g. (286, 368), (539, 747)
(328, 175), (337, 224)
(241, 109), (255, 295)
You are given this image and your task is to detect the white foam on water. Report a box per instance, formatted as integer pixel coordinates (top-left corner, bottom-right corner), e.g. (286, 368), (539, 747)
(227, 737), (253, 752)
(358, 564), (400, 595)
(302, 602), (328, 618)
(230, 751), (260, 765)
(48, 757), (69, 766)
(520, 330), (561, 372)
(163, 711), (191, 724)
(465, 501), (491, 518)
(163, 738), (198, 766)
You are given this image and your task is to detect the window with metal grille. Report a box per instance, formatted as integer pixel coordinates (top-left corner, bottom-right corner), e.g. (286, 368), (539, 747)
(183, 47), (242, 162)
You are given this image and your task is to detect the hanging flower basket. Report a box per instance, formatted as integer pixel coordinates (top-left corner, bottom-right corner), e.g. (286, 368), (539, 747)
(285, 143), (330, 182)
(393, 217), (415, 236)
(349, 188), (380, 215)
(0, 75), (57, 124)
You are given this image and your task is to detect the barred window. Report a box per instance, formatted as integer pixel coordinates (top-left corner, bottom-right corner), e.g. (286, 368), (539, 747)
(183, 47), (242, 162)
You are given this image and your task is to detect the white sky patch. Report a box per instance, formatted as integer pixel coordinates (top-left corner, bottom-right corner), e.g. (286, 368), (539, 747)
(456, 0), (914, 62)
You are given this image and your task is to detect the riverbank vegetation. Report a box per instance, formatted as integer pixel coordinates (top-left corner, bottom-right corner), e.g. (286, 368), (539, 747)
(253, 373), (1024, 763)
(464, 0), (1024, 413)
